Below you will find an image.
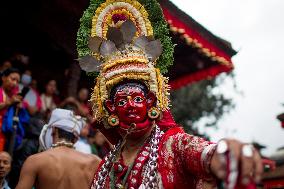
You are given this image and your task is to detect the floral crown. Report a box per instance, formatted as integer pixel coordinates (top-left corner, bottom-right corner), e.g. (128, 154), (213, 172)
(77, 0), (174, 126)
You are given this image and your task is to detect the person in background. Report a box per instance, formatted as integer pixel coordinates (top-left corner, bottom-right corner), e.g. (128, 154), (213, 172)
(19, 70), (42, 116)
(60, 96), (93, 154)
(8, 112), (45, 189)
(0, 151), (12, 189)
(88, 130), (111, 159)
(30, 79), (38, 92)
(15, 109), (101, 189)
(74, 125), (92, 154)
(40, 79), (58, 120)
(86, 129), (99, 156)
(76, 88), (93, 123)
(77, 88), (91, 116)
(7, 71), (42, 188)
(94, 131), (111, 158)
(0, 68), (21, 151)
(60, 88), (93, 123)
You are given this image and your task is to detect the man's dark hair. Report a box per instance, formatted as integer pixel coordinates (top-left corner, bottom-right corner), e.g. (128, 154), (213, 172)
(57, 128), (76, 143)
(62, 103), (78, 113)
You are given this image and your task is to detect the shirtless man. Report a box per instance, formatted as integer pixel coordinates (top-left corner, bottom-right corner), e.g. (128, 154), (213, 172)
(16, 108), (101, 189)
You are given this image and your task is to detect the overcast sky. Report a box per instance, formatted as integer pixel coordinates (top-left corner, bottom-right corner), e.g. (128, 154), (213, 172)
(171, 0), (284, 156)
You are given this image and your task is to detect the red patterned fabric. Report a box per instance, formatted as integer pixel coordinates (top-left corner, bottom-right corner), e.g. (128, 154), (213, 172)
(263, 180), (284, 189)
(158, 127), (216, 189)
(92, 126), (217, 189)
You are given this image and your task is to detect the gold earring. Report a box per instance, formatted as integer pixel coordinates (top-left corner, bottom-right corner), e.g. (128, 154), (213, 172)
(148, 107), (160, 119)
(108, 114), (119, 127)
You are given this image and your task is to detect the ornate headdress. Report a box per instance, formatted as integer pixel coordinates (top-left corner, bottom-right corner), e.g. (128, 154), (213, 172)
(77, 0), (174, 128)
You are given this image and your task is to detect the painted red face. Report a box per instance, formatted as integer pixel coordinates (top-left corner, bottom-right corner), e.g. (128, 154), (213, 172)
(105, 84), (156, 135)
(114, 87), (147, 125)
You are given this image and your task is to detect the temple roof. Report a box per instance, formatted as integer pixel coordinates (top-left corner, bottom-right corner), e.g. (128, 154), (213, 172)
(0, 0), (237, 89)
(160, 0), (237, 89)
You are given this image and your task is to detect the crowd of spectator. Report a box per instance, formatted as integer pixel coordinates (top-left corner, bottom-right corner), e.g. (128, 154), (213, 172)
(0, 56), (110, 188)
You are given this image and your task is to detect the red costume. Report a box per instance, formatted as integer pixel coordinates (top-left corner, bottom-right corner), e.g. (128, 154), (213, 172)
(95, 124), (216, 189)
(76, 0), (218, 187)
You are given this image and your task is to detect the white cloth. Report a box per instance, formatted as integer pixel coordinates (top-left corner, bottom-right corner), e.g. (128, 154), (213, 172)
(39, 108), (86, 150)
(74, 138), (92, 154)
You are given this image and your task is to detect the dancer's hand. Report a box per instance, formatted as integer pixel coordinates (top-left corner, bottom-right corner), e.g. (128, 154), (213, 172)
(210, 139), (263, 189)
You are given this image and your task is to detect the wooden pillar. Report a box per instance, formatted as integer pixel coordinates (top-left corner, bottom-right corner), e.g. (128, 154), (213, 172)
(66, 61), (81, 97)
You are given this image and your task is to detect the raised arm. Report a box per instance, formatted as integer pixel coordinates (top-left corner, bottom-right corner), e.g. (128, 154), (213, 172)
(172, 132), (216, 178)
(15, 156), (38, 189)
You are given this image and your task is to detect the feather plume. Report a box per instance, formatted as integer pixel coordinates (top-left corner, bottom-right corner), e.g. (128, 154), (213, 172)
(133, 36), (150, 50)
(100, 40), (117, 57)
(145, 40), (162, 61)
(120, 20), (137, 43)
(78, 55), (102, 72)
(106, 27), (123, 47)
(88, 37), (104, 53)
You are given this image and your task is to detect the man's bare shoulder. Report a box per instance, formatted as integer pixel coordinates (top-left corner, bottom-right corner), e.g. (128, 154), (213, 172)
(24, 148), (101, 172)
(26, 150), (46, 160)
(42, 148), (100, 165)
(22, 151), (47, 172)
(88, 153), (101, 167)
(26, 149), (60, 162)
(73, 151), (101, 169)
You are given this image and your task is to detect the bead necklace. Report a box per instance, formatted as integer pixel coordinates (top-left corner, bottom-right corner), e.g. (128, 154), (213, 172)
(91, 124), (161, 189)
(51, 141), (74, 149)
(109, 162), (135, 189)
(110, 135), (152, 189)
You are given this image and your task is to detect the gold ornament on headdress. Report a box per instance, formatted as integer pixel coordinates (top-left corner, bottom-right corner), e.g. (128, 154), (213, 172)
(77, 0), (170, 128)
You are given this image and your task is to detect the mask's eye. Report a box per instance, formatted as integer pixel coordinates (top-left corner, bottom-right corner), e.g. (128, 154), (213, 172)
(117, 99), (127, 106)
(133, 96), (144, 103)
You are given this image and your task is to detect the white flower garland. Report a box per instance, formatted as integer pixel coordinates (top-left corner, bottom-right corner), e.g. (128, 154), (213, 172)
(104, 67), (151, 79)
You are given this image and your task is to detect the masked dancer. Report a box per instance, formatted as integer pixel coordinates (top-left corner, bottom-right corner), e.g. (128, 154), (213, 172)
(76, 1), (263, 188)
